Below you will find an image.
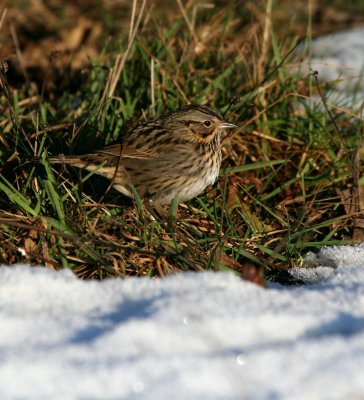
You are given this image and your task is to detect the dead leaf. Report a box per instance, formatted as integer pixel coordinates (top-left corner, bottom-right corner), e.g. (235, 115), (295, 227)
(215, 249), (266, 287)
(24, 237), (36, 253)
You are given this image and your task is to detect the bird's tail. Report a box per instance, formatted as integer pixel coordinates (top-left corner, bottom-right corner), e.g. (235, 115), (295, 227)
(47, 155), (86, 167)
(46, 154), (123, 182)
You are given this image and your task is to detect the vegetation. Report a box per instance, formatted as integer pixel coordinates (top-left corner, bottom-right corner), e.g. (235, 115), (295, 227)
(0, 0), (363, 284)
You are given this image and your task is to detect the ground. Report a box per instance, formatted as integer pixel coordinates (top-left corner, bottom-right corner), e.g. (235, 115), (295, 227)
(0, 0), (363, 282)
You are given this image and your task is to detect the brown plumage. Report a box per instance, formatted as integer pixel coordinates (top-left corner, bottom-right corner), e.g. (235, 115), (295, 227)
(49, 104), (236, 204)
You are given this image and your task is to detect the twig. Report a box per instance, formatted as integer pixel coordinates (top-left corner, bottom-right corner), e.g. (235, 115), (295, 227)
(0, 7), (7, 31)
(97, 0), (147, 119)
(310, 69), (352, 171)
(10, 23), (29, 83)
(176, 0), (198, 43)
(150, 57), (156, 116)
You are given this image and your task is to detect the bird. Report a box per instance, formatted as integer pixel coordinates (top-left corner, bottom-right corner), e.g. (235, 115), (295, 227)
(48, 104), (236, 204)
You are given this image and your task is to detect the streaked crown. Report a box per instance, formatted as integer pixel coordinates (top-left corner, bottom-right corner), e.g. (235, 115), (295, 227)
(162, 104), (236, 143)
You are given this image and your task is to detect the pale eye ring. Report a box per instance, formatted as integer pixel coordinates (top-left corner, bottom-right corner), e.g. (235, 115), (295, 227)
(203, 120), (212, 127)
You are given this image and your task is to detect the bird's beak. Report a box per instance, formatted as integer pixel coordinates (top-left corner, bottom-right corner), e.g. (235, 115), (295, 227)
(219, 122), (237, 129)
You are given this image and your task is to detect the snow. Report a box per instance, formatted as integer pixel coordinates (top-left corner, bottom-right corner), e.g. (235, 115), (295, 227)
(1, 243), (364, 399)
(298, 28), (364, 109)
(309, 28), (364, 93)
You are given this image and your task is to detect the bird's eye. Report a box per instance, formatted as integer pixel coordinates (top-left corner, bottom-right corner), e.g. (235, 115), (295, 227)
(203, 120), (212, 127)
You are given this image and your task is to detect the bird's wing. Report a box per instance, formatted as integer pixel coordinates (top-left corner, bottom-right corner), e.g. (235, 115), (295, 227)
(95, 121), (176, 161)
(97, 143), (160, 160)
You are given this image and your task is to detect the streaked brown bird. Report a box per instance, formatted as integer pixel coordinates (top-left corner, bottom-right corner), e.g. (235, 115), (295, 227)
(49, 104), (236, 204)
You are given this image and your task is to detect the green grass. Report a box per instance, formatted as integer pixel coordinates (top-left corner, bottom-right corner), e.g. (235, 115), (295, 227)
(0, 1), (362, 283)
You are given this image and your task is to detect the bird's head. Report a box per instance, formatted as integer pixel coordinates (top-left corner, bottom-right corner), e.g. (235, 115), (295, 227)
(163, 104), (236, 144)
